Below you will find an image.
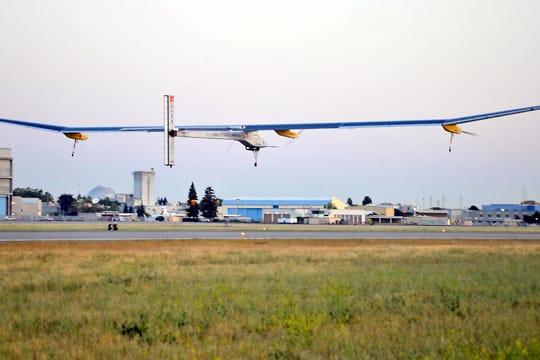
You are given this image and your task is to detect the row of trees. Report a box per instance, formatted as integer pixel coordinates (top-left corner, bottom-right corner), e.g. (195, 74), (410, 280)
(14, 188), (123, 216)
(186, 182), (220, 220)
(58, 194), (122, 216)
(346, 196), (372, 207)
(13, 187), (54, 202)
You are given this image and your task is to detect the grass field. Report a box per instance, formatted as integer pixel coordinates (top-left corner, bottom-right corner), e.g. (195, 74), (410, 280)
(1, 239), (539, 359)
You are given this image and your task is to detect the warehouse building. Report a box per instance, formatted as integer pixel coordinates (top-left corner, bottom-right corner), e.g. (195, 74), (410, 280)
(219, 197), (367, 224)
(220, 198), (330, 223)
(11, 196), (42, 219)
(450, 202), (540, 226)
(471, 202), (540, 225)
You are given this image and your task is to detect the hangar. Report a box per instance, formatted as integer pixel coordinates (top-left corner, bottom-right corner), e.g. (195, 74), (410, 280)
(219, 197), (364, 224)
(462, 202), (540, 226)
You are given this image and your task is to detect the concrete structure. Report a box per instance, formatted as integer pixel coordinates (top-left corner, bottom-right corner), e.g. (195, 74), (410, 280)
(347, 204), (404, 224)
(404, 216), (450, 226)
(471, 202), (538, 226)
(367, 214), (404, 224)
(348, 205), (396, 217)
(450, 202), (540, 226)
(11, 196), (42, 219)
(133, 170), (156, 207)
(116, 193), (132, 204)
(415, 209), (449, 218)
(328, 209), (368, 225)
(0, 148), (13, 218)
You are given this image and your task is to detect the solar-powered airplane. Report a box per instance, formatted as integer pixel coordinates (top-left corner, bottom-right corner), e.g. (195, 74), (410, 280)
(1, 95), (539, 167)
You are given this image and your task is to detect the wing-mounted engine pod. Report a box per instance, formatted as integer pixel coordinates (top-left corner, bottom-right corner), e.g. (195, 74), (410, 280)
(442, 124), (462, 134)
(63, 132), (89, 141)
(274, 129), (299, 139)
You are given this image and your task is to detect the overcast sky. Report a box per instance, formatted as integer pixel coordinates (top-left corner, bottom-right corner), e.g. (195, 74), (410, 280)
(1, 0), (539, 208)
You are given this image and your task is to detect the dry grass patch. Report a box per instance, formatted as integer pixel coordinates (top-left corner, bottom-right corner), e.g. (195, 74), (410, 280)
(1, 239), (539, 358)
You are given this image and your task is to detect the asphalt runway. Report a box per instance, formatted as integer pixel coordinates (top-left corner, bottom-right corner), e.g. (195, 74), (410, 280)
(1, 229), (540, 241)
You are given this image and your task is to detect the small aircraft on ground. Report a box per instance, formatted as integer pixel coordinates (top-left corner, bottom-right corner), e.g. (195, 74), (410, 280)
(1, 95), (539, 167)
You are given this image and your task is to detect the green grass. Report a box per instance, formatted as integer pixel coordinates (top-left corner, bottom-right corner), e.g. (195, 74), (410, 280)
(0, 240), (539, 359)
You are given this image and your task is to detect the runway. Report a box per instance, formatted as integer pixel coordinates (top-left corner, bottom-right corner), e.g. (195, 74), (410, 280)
(1, 228), (540, 241)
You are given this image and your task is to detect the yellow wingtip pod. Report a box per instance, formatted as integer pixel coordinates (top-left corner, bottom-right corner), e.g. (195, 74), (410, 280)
(63, 132), (89, 141)
(274, 129), (299, 139)
(442, 124), (462, 134)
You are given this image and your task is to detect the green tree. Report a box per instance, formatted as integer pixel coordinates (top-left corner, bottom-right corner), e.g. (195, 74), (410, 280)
(347, 198), (354, 206)
(157, 197), (169, 206)
(98, 198), (120, 211)
(76, 196), (95, 213)
(136, 204), (146, 218)
(200, 187), (218, 220)
(186, 182), (199, 219)
(58, 194), (77, 216)
(362, 196), (373, 206)
(524, 211), (540, 224)
(13, 187), (54, 202)
(325, 201), (337, 209)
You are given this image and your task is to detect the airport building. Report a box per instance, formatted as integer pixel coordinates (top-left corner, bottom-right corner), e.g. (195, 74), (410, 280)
(218, 197), (373, 224)
(482, 202), (540, 212)
(465, 202), (540, 226)
(11, 196), (42, 219)
(220, 198), (330, 223)
(133, 170), (156, 207)
(0, 148), (13, 218)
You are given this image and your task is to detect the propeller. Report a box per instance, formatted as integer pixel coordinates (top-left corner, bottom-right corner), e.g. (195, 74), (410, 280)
(285, 130), (304, 148)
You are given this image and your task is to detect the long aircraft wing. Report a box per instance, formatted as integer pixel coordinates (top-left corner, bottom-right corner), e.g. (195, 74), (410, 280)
(1, 103), (539, 167)
(1, 104), (539, 133)
(243, 105), (540, 131)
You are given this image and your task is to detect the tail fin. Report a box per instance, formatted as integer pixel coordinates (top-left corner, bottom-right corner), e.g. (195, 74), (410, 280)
(164, 95), (176, 167)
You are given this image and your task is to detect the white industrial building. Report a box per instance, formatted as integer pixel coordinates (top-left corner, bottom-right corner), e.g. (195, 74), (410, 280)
(133, 170), (155, 207)
(11, 196), (42, 219)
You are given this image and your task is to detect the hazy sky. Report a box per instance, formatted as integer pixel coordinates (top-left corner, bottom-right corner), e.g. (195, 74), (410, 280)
(1, 0), (539, 208)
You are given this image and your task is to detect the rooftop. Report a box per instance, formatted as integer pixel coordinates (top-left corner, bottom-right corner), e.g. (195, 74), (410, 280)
(222, 198), (330, 207)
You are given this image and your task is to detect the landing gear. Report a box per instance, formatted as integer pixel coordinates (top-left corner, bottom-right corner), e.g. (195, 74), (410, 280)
(448, 130), (476, 152)
(71, 139), (78, 157)
(253, 149), (259, 167)
(244, 146), (260, 167)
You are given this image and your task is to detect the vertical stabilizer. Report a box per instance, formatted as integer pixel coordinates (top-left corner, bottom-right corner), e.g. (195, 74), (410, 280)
(164, 95), (176, 167)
